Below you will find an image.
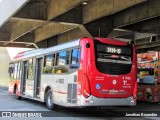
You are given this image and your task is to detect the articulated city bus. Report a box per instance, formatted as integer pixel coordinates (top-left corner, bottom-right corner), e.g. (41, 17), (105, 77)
(9, 37), (137, 110)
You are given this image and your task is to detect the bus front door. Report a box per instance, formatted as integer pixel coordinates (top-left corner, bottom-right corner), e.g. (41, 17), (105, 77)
(34, 58), (43, 98)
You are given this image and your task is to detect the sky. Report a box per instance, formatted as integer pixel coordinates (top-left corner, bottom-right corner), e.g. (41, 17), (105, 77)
(6, 47), (33, 61)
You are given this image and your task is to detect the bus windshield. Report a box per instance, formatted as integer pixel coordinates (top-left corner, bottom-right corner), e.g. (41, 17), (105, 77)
(95, 40), (133, 75)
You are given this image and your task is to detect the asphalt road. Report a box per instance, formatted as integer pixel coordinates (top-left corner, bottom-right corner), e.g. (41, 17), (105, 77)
(0, 86), (159, 120)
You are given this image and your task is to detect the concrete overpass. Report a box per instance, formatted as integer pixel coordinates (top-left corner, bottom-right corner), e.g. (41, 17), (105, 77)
(0, 0), (160, 52)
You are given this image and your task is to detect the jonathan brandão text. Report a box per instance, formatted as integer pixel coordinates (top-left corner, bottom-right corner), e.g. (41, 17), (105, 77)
(125, 112), (157, 117)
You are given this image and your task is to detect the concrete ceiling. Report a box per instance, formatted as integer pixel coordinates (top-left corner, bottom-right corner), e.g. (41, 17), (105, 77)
(1, 0), (160, 52)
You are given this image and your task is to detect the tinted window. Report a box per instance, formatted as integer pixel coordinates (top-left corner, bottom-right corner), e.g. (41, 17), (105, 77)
(27, 59), (34, 79)
(58, 51), (70, 65)
(43, 67), (54, 74)
(59, 51), (66, 65)
(55, 66), (69, 74)
(44, 54), (55, 67)
(95, 40), (132, 75)
(71, 49), (80, 65)
(17, 62), (21, 79)
(70, 49), (80, 69)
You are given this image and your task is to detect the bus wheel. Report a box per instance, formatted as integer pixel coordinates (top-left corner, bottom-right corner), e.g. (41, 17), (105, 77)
(15, 87), (22, 100)
(46, 90), (58, 110)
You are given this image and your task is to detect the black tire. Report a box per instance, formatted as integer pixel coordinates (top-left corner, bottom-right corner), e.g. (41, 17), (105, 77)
(46, 89), (58, 110)
(15, 87), (22, 100)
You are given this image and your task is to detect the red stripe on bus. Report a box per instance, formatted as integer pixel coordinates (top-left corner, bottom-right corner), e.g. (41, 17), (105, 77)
(53, 90), (67, 94)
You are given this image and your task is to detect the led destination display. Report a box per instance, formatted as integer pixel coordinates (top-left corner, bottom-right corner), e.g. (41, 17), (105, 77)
(96, 44), (132, 56)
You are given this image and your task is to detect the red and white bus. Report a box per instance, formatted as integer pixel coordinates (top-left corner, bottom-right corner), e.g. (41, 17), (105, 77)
(9, 37), (137, 110)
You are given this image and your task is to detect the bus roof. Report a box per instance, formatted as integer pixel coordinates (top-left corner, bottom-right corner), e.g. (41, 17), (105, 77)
(13, 49), (44, 61)
(13, 37), (129, 62)
(13, 39), (80, 61)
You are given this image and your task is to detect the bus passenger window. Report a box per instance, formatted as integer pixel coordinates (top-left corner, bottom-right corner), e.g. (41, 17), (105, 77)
(52, 68), (55, 74)
(44, 54), (55, 67)
(43, 54), (55, 74)
(55, 66), (69, 74)
(70, 49), (80, 69)
(54, 51), (70, 74)
(27, 59), (34, 80)
(59, 51), (67, 65)
(43, 67), (53, 74)
(8, 62), (14, 77)
(56, 51), (70, 66)
(16, 62), (21, 79)
(56, 69), (62, 74)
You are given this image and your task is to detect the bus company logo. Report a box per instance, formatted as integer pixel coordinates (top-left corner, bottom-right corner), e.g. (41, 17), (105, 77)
(96, 84), (101, 90)
(112, 80), (117, 85)
(2, 112), (11, 117)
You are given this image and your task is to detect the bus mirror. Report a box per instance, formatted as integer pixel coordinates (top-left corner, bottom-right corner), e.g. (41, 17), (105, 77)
(86, 43), (90, 48)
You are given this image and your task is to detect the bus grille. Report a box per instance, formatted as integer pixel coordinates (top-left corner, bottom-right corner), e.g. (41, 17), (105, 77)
(96, 62), (132, 75)
(67, 84), (77, 103)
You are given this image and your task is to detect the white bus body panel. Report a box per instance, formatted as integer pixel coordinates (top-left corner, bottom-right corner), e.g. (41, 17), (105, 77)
(24, 80), (34, 99)
(40, 71), (79, 106)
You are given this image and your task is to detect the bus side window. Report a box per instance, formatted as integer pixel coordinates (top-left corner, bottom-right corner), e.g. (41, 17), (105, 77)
(55, 66), (69, 74)
(59, 51), (67, 65)
(8, 62), (14, 77)
(43, 54), (55, 74)
(58, 50), (70, 65)
(44, 54), (55, 67)
(27, 59), (34, 80)
(70, 49), (80, 69)
(16, 62), (21, 79)
(55, 51), (70, 74)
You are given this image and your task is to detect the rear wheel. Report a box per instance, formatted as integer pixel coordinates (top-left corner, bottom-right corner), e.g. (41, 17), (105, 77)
(15, 87), (22, 100)
(46, 89), (58, 110)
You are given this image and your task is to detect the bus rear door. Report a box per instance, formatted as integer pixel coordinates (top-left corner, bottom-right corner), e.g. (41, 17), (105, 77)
(34, 57), (43, 98)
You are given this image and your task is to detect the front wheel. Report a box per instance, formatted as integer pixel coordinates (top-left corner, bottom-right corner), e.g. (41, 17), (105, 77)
(46, 90), (58, 110)
(15, 87), (22, 100)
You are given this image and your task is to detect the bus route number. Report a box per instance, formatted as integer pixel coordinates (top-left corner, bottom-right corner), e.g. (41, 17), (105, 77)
(106, 47), (121, 54)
